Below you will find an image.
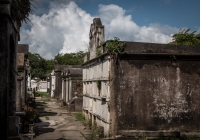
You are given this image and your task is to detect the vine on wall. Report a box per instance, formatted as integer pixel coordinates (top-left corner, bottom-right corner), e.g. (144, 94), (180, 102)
(96, 80), (101, 96)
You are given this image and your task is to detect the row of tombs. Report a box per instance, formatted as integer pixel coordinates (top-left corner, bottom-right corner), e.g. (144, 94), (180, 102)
(47, 64), (83, 112)
(1, 0), (199, 137)
(44, 18), (200, 139)
(11, 44), (34, 139)
(2, 15), (200, 139)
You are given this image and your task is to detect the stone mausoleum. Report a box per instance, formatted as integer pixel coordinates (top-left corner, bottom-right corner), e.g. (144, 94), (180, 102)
(48, 62), (83, 111)
(82, 18), (200, 139)
(0, 1), (23, 139)
(17, 44), (30, 111)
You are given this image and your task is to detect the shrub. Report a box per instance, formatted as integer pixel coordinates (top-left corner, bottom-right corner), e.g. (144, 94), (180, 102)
(105, 37), (125, 55)
(23, 106), (39, 123)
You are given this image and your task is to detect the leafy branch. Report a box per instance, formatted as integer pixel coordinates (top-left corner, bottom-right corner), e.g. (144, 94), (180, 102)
(172, 29), (200, 46)
(105, 37), (125, 55)
(11, 0), (35, 24)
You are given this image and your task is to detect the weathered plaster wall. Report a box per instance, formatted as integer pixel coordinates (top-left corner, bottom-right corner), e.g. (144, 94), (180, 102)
(89, 18), (104, 60)
(50, 70), (55, 97)
(71, 79), (82, 97)
(63, 78), (82, 102)
(113, 59), (200, 132)
(82, 55), (111, 137)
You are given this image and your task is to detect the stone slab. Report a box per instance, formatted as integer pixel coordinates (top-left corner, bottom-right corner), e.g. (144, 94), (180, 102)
(61, 130), (85, 140)
(120, 130), (180, 137)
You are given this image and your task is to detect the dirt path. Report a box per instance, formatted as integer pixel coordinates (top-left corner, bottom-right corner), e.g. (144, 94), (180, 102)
(33, 97), (92, 140)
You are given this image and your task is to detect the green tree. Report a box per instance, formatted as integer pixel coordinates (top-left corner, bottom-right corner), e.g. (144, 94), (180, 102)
(28, 52), (48, 79)
(54, 51), (85, 65)
(28, 51), (85, 79)
(171, 29), (200, 46)
(46, 59), (54, 74)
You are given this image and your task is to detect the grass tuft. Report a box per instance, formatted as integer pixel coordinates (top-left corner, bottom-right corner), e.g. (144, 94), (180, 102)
(75, 112), (85, 121)
(35, 92), (50, 97)
(45, 116), (49, 120)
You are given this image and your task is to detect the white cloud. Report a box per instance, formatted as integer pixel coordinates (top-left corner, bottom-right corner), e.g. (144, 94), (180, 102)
(19, 2), (179, 59)
(98, 4), (179, 43)
(20, 1), (92, 59)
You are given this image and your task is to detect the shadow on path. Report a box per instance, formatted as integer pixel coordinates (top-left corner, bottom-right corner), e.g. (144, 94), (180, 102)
(33, 97), (91, 140)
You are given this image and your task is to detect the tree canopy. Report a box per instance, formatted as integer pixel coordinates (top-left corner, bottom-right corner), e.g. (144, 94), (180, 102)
(54, 51), (85, 65)
(28, 52), (53, 79)
(171, 29), (200, 46)
(28, 51), (85, 79)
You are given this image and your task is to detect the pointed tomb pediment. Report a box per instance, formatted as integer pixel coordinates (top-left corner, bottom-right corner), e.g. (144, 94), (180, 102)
(89, 18), (105, 60)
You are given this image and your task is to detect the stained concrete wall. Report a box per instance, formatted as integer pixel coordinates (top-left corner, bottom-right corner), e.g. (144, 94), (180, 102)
(85, 18), (200, 138)
(110, 42), (200, 135)
(71, 79), (83, 98)
(55, 71), (62, 98)
(74, 98), (83, 111)
(0, 2), (19, 138)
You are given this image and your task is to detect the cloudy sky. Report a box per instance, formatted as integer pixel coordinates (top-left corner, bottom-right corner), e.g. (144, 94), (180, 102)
(19, 0), (200, 59)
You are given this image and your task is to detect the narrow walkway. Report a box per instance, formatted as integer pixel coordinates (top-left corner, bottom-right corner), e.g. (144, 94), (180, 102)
(33, 97), (92, 140)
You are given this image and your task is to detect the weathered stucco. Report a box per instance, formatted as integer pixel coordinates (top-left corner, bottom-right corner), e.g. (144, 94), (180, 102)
(82, 56), (111, 137)
(89, 18), (104, 60)
(84, 18), (200, 138)
(111, 42), (200, 134)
